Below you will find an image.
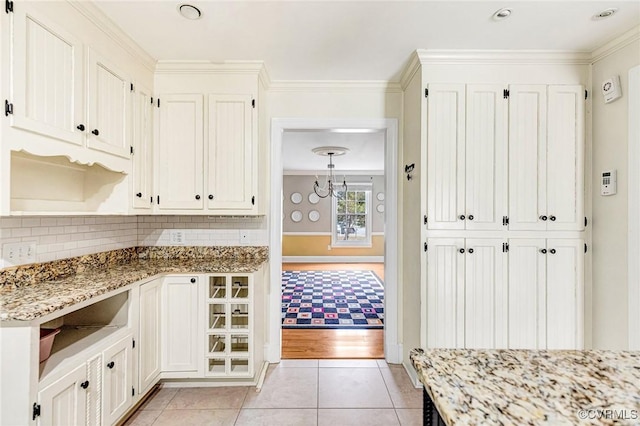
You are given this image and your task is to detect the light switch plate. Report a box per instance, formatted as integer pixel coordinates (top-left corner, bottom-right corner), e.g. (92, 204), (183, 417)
(169, 230), (185, 245)
(2, 242), (37, 267)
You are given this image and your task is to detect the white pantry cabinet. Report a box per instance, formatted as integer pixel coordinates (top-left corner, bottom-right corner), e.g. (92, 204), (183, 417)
(509, 85), (585, 231)
(131, 84), (154, 210)
(427, 84), (507, 231)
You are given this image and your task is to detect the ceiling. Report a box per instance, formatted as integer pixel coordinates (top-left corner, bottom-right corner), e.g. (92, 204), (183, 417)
(282, 130), (385, 172)
(95, 1), (640, 81)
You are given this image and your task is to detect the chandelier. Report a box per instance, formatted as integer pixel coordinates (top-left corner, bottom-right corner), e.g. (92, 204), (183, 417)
(312, 146), (349, 199)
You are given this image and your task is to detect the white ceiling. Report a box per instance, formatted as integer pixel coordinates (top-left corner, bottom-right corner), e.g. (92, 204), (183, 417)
(95, 1), (640, 81)
(282, 130), (385, 172)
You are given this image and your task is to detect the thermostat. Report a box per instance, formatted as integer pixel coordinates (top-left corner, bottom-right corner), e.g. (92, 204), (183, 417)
(601, 76), (622, 103)
(601, 170), (617, 196)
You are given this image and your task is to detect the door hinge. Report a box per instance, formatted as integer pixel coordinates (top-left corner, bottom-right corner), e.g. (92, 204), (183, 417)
(130, 146), (134, 155)
(423, 215), (427, 225)
(150, 196), (153, 204)
(585, 243), (588, 253)
(425, 88), (429, 98)
(503, 89), (510, 99)
(251, 99), (255, 108)
(424, 242), (428, 252)
(585, 90), (588, 100)
(251, 195), (255, 205)
(157, 98), (160, 108)
(130, 83), (134, 92)
(132, 338), (135, 349)
(502, 242), (509, 253)
(585, 217), (588, 227)
(132, 387), (135, 396)
(5, 100), (13, 116)
(151, 96), (154, 105)
(5, 0), (13, 14)
(157, 195), (160, 204)
(32, 403), (41, 420)
(502, 216), (509, 226)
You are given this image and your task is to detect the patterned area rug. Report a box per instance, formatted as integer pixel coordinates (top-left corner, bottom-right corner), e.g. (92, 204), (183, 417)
(281, 270), (384, 329)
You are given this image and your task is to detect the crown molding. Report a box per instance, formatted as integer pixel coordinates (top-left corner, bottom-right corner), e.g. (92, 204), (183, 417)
(415, 49), (592, 65)
(269, 80), (402, 93)
(591, 26), (640, 64)
(399, 51), (422, 90)
(155, 60), (268, 75)
(67, 1), (156, 73)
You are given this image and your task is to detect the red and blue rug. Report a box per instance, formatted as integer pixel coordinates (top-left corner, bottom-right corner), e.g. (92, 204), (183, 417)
(281, 270), (384, 329)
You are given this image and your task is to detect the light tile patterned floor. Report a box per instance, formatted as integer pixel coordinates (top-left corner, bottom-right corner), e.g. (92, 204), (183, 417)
(125, 359), (422, 426)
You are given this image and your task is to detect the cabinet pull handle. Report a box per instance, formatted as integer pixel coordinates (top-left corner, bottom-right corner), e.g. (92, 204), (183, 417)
(208, 195), (214, 200)
(539, 215), (548, 221)
(540, 249), (547, 254)
(76, 124), (85, 131)
(468, 215), (474, 220)
(549, 215), (556, 221)
(107, 361), (115, 369)
(468, 248), (474, 254)
(195, 195), (201, 200)
(136, 192), (142, 198)
(459, 215), (465, 220)
(459, 248), (465, 254)
(549, 249), (556, 254)
(91, 129), (99, 136)
(190, 278), (196, 283)
(80, 381), (89, 389)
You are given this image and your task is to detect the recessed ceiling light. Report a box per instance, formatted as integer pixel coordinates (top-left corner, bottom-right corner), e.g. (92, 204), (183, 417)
(492, 8), (512, 21)
(593, 8), (618, 20)
(178, 4), (201, 20)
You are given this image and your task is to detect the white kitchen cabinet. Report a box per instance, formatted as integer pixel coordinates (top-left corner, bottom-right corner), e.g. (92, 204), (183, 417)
(508, 238), (584, 350)
(102, 334), (133, 426)
(426, 238), (506, 349)
(426, 84), (507, 230)
(207, 95), (256, 211)
(138, 279), (161, 393)
(37, 364), (88, 426)
(509, 85), (585, 231)
(157, 94), (204, 210)
(161, 276), (200, 374)
(131, 84), (154, 210)
(205, 274), (253, 377)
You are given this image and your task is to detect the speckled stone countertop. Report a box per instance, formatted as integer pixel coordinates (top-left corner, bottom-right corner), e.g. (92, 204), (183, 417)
(410, 348), (640, 425)
(0, 246), (268, 322)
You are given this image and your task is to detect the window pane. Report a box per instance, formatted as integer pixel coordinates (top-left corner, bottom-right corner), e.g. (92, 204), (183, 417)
(356, 191), (365, 202)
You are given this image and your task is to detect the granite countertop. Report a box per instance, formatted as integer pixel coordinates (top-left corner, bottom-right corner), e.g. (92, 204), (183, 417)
(410, 348), (640, 425)
(0, 246), (268, 322)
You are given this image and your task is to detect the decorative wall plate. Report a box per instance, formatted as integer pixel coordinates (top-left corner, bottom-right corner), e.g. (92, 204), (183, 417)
(308, 192), (320, 204)
(376, 192), (385, 201)
(308, 210), (320, 222)
(290, 192), (302, 204)
(376, 204), (385, 213)
(291, 210), (303, 222)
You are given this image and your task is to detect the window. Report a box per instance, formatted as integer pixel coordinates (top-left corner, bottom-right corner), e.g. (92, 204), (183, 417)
(332, 184), (372, 247)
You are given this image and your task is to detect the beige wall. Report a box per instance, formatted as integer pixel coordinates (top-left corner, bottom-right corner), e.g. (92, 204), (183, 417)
(591, 38), (640, 349)
(282, 235), (384, 257)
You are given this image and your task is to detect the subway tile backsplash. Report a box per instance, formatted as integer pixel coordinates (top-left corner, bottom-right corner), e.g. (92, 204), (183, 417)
(0, 215), (269, 268)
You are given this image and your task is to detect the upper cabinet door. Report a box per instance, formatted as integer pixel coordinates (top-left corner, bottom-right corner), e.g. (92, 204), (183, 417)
(157, 94), (204, 210)
(86, 49), (131, 158)
(465, 85), (508, 230)
(207, 94), (255, 211)
(11, 4), (85, 146)
(427, 84), (466, 230)
(508, 85), (548, 231)
(132, 84), (153, 209)
(547, 85), (585, 231)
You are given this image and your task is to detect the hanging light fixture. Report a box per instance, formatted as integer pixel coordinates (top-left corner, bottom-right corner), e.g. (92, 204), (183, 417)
(312, 146), (349, 199)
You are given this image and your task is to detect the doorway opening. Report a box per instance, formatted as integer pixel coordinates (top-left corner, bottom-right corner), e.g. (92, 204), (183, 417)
(268, 118), (399, 364)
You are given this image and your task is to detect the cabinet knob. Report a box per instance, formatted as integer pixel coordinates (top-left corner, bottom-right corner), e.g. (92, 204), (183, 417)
(76, 124), (85, 131)
(208, 195), (214, 200)
(539, 215), (548, 221)
(80, 381), (89, 389)
(468, 248), (474, 254)
(195, 195), (201, 200)
(136, 192), (142, 198)
(540, 249), (547, 254)
(549, 215), (556, 221)
(107, 361), (115, 369)
(459, 215), (465, 220)
(468, 215), (474, 220)
(190, 278), (196, 283)
(549, 248), (556, 254)
(459, 248), (465, 254)
(91, 129), (99, 136)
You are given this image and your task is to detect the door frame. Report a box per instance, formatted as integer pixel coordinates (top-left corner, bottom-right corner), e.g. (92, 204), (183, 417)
(628, 65), (640, 350)
(268, 118), (400, 363)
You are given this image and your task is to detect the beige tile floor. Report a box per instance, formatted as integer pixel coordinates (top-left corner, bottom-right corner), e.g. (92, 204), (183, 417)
(125, 359), (422, 426)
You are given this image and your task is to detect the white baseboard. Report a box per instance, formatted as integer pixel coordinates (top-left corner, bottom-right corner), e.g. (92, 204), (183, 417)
(282, 256), (384, 263)
(403, 361), (422, 388)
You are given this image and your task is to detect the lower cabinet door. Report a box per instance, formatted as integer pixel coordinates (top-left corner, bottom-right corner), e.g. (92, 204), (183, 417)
(139, 279), (161, 392)
(102, 334), (133, 426)
(38, 364), (87, 426)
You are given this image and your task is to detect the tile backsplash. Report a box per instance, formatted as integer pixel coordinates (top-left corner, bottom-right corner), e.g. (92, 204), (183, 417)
(0, 215), (269, 268)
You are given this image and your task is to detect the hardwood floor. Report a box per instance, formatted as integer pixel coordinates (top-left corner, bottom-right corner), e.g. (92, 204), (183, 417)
(281, 263), (385, 359)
